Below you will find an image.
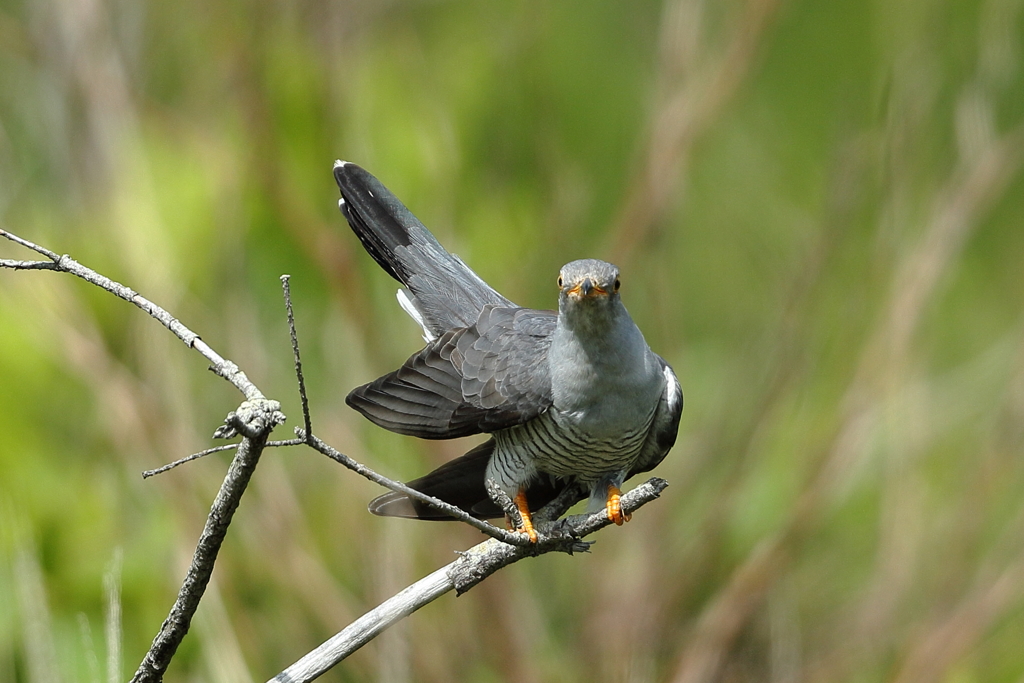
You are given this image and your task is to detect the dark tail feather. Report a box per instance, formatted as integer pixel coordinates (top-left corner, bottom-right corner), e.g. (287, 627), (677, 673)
(333, 161), (421, 284)
(368, 439), (570, 520)
(333, 161), (513, 333)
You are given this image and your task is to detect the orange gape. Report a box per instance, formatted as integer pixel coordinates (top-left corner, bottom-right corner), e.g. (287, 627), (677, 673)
(514, 490), (538, 543)
(605, 485), (631, 525)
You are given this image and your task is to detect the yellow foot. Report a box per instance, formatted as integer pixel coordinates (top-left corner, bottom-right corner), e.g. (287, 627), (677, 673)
(606, 485), (632, 525)
(514, 489), (539, 543)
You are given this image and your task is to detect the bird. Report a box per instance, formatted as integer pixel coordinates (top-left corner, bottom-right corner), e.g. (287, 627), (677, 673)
(334, 160), (682, 542)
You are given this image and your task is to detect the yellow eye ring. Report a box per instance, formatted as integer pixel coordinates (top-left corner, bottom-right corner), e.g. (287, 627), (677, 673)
(614, 278), (620, 291)
(557, 276), (563, 287)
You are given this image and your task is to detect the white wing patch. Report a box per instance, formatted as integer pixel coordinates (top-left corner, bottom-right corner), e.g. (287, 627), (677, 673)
(396, 288), (436, 343)
(662, 364), (682, 416)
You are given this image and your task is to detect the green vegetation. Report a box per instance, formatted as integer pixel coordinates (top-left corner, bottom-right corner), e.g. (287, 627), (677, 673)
(2, 0), (1024, 681)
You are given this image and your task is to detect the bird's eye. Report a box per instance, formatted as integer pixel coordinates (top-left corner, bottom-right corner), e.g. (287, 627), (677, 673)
(557, 276), (563, 287)
(614, 278), (620, 291)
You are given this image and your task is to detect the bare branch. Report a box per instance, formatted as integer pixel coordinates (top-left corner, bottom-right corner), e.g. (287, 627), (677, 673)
(270, 478), (668, 683)
(301, 431), (536, 547)
(0, 229), (61, 259)
(141, 444), (243, 478)
(2, 228), (287, 683)
(0, 258), (60, 270)
(1, 227), (263, 401)
(276, 276), (535, 545)
(132, 430), (272, 683)
(281, 275), (313, 440)
(140, 439), (304, 478)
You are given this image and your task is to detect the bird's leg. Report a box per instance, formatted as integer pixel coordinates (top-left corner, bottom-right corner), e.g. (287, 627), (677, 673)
(514, 490), (539, 543)
(485, 478), (538, 543)
(605, 484), (632, 525)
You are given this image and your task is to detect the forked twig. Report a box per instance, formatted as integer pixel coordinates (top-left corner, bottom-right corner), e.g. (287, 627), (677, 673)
(2, 228), (285, 683)
(142, 439), (304, 478)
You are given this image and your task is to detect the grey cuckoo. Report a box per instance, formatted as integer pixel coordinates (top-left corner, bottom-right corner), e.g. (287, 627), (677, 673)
(334, 161), (682, 542)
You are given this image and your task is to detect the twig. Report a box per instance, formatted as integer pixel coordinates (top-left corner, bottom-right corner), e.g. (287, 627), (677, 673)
(0, 228), (263, 401)
(281, 275), (313, 439)
(269, 477), (668, 683)
(301, 432), (535, 547)
(141, 444), (242, 478)
(132, 432), (271, 682)
(142, 439), (304, 478)
(278, 276), (539, 547)
(2, 228), (286, 683)
(130, 400), (283, 682)
(0, 258), (60, 270)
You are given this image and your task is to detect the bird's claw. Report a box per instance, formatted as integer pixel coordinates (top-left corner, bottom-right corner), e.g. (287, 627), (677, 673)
(605, 485), (632, 525)
(487, 479), (540, 544)
(514, 489), (539, 543)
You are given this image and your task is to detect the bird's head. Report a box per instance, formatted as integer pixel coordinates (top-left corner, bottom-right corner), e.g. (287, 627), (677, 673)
(557, 259), (621, 317)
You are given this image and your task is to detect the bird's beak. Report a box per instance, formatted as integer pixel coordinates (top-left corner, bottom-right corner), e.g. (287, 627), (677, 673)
(566, 278), (608, 300)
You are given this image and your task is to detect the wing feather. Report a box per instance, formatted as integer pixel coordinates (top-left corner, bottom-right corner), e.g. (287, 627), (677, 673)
(346, 306), (557, 439)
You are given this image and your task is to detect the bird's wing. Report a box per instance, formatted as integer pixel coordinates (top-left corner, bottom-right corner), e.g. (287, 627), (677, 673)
(347, 306), (557, 439)
(629, 357), (683, 477)
(334, 161), (513, 338)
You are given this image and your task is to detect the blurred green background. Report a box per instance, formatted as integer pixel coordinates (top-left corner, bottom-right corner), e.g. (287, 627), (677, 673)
(3, 0), (1024, 681)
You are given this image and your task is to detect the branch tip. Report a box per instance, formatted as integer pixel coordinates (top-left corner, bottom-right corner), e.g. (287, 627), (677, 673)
(142, 444), (241, 478)
(281, 276), (313, 438)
